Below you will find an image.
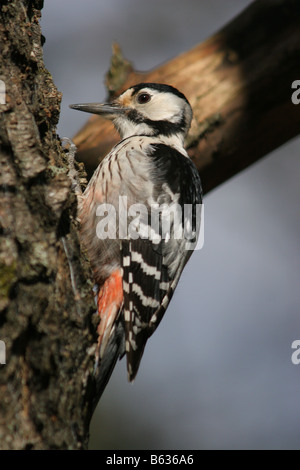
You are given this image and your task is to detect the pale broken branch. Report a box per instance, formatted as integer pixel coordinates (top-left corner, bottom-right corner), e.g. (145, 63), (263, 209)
(73, 0), (300, 194)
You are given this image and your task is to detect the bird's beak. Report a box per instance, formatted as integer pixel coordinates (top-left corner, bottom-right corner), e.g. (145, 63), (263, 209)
(69, 102), (126, 119)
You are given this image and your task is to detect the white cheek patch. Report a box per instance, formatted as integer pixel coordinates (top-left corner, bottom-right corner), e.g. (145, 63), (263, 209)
(135, 89), (184, 123)
(143, 94), (183, 122)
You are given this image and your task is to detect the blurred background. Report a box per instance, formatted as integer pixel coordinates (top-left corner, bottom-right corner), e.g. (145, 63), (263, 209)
(41, 0), (300, 449)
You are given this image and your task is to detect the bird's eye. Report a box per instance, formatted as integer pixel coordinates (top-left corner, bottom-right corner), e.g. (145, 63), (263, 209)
(137, 92), (151, 104)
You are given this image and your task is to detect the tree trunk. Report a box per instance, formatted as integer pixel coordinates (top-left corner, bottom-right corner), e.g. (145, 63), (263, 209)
(0, 0), (97, 450)
(74, 0), (300, 195)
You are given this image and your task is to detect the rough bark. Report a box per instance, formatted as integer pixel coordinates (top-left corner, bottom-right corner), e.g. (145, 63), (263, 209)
(73, 0), (300, 194)
(0, 0), (97, 450)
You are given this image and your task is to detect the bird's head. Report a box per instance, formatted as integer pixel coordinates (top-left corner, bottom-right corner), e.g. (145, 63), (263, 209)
(70, 83), (193, 143)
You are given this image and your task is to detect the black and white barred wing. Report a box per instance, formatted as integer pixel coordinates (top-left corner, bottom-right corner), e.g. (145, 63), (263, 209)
(121, 143), (202, 381)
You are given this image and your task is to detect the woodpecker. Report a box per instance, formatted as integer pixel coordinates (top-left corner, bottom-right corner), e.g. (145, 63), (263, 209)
(70, 83), (202, 401)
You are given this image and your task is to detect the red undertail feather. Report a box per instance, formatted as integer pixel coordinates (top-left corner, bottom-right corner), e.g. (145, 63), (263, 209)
(97, 269), (123, 358)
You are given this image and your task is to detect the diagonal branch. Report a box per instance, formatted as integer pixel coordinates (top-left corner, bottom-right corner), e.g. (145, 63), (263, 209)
(73, 0), (300, 194)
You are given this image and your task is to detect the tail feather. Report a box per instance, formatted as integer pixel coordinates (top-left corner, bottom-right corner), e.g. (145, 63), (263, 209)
(93, 320), (125, 408)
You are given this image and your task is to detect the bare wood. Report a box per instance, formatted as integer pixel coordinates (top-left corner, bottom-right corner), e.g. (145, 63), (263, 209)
(73, 0), (300, 194)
